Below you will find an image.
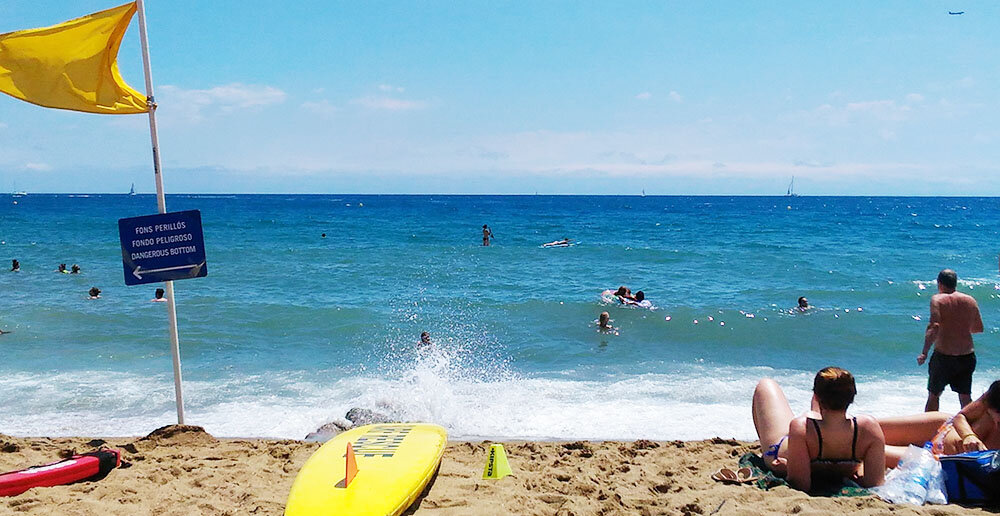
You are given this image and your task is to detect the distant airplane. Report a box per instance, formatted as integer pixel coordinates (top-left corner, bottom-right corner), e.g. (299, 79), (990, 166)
(948, 11), (964, 15)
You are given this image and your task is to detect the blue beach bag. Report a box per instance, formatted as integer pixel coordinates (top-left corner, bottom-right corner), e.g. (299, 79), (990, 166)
(939, 450), (1000, 505)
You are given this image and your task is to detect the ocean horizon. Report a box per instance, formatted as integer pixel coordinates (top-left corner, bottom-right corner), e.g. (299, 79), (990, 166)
(1, 193), (997, 440)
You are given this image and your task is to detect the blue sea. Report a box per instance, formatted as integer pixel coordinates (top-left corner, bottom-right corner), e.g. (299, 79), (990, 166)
(1, 194), (998, 440)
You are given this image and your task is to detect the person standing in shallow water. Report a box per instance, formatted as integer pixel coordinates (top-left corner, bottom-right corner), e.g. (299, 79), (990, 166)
(482, 225), (493, 246)
(919, 269), (983, 411)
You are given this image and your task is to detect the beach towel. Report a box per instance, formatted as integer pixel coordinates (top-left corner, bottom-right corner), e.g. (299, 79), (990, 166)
(738, 453), (870, 497)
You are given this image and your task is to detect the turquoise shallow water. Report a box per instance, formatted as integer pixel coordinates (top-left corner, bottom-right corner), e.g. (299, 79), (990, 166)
(0, 194), (998, 439)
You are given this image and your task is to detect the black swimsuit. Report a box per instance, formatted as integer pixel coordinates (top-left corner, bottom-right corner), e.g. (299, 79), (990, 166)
(809, 417), (861, 465)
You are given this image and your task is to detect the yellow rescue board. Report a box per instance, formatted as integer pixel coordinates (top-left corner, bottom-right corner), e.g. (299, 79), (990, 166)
(285, 423), (447, 516)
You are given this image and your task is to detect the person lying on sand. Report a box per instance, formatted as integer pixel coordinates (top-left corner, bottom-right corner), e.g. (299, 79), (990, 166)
(752, 367), (885, 492)
(877, 380), (1000, 465)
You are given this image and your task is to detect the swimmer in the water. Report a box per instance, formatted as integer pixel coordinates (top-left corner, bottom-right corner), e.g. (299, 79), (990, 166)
(598, 312), (614, 331)
(321, 233), (326, 238)
(419, 331), (432, 348)
(151, 288), (166, 302)
(613, 286), (636, 302)
(10, 259), (19, 272)
(543, 238), (571, 247)
(622, 291), (646, 306)
(70, 264), (81, 274)
(88, 287), (101, 299)
(797, 297), (811, 312)
(482, 225), (494, 246)
(57, 263), (68, 273)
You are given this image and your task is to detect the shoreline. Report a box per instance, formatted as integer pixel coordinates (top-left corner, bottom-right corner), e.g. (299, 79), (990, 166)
(1, 426), (992, 515)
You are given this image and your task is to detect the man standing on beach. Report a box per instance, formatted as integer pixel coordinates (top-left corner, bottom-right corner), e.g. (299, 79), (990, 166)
(918, 269), (983, 411)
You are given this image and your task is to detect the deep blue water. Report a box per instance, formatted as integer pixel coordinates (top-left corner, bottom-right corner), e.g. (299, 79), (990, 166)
(0, 194), (998, 439)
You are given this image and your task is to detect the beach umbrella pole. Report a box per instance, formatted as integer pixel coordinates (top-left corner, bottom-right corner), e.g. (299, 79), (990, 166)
(136, 0), (186, 425)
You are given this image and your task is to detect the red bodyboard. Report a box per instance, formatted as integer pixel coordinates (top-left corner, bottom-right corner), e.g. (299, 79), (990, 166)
(0, 449), (121, 497)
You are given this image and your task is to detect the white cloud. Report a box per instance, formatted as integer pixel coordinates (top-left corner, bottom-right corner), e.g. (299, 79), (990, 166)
(24, 162), (52, 171)
(668, 91), (683, 103)
(352, 96), (427, 111)
(301, 100), (339, 116)
(635, 92), (652, 100)
(378, 84), (405, 93)
(796, 98), (913, 126)
(905, 93), (925, 103)
(159, 83), (287, 121)
(845, 100), (911, 120)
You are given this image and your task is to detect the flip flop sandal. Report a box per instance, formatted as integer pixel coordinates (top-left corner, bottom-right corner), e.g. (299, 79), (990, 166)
(736, 467), (760, 483)
(711, 467), (740, 484)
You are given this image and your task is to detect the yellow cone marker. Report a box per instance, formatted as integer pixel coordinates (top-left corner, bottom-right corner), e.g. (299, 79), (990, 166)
(482, 444), (512, 479)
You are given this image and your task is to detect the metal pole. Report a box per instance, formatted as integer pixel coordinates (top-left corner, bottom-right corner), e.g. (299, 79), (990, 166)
(135, 0), (185, 425)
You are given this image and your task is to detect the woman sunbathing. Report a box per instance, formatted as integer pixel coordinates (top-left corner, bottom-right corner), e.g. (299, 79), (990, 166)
(752, 367), (885, 491)
(878, 380), (1000, 465)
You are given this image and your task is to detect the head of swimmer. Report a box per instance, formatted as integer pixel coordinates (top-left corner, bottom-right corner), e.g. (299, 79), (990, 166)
(599, 312), (610, 328)
(155, 288), (165, 300)
(812, 367), (856, 412)
(70, 264), (80, 273)
(937, 269), (958, 293)
(419, 331), (431, 346)
(615, 286), (629, 297)
(798, 296), (808, 309)
(58, 263), (66, 272)
(88, 286), (101, 298)
(634, 291), (645, 302)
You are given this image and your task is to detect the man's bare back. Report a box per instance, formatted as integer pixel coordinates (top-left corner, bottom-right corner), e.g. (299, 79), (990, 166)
(918, 269), (985, 411)
(926, 291), (983, 356)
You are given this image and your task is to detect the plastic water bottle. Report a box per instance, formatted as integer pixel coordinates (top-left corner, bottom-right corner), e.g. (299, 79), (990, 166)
(899, 473), (928, 505)
(874, 445), (939, 505)
(898, 449), (936, 505)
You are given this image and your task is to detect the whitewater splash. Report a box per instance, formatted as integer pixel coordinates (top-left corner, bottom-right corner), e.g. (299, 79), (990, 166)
(1, 359), (993, 440)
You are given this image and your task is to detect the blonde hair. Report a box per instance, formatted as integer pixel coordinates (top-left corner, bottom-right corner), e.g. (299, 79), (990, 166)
(813, 367), (856, 411)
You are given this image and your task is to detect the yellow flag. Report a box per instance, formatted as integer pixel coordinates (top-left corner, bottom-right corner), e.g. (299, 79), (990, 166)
(0, 3), (148, 114)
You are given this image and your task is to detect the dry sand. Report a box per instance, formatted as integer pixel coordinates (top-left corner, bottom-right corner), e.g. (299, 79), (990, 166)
(0, 426), (993, 515)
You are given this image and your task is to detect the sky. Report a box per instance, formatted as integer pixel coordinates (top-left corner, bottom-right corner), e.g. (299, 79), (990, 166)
(0, 1), (998, 195)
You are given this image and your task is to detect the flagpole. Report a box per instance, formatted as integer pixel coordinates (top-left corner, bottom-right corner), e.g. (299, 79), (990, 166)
(135, 0), (186, 425)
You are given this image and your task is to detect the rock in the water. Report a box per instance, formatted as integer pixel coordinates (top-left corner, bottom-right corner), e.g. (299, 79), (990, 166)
(304, 419), (352, 442)
(345, 407), (394, 426)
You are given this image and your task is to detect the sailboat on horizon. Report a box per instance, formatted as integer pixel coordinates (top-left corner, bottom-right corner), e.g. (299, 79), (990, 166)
(785, 177), (799, 197)
(129, 183), (136, 196)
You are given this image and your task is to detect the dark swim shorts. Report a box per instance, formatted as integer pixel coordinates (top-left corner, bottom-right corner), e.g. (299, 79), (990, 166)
(928, 352), (977, 395)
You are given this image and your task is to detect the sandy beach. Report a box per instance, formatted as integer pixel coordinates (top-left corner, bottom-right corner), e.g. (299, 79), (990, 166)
(0, 425), (991, 516)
